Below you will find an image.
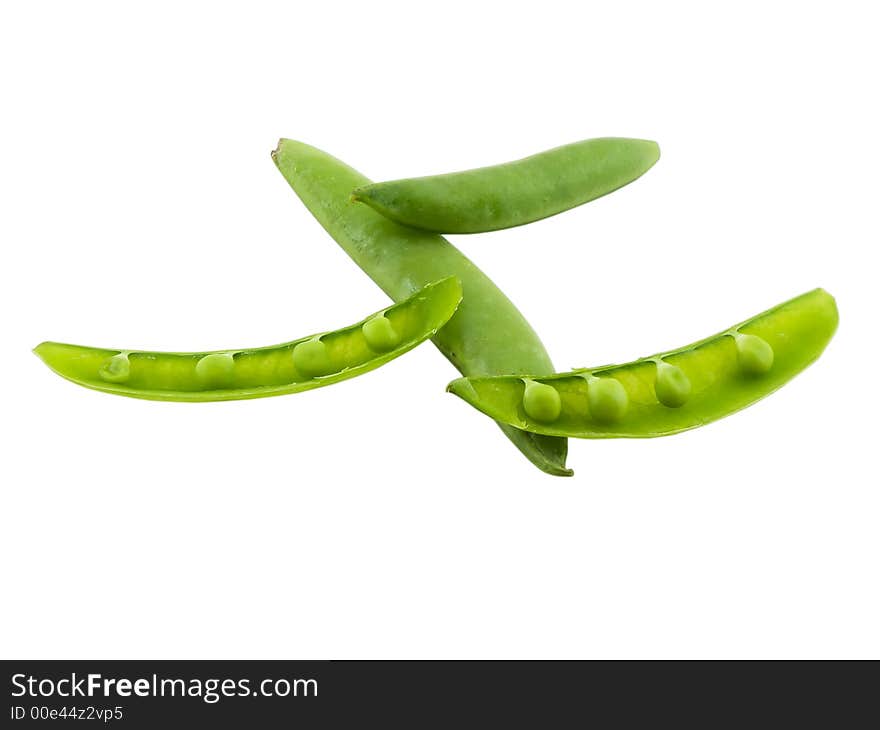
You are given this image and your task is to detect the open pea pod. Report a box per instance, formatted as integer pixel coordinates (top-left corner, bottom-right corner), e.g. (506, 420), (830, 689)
(447, 288), (838, 438)
(35, 276), (462, 402)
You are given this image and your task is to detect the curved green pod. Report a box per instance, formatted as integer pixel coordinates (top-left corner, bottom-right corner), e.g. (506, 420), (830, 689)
(272, 139), (571, 476)
(34, 277), (462, 402)
(350, 137), (660, 234)
(447, 289), (838, 438)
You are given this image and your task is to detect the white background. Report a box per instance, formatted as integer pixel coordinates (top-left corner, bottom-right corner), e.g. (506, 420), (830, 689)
(1, 1), (878, 659)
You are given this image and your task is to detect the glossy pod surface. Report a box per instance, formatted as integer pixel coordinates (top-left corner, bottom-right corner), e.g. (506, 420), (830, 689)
(351, 137), (660, 234)
(272, 139), (571, 476)
(34, 277), (462, 402)
(448, 289), (838, 438)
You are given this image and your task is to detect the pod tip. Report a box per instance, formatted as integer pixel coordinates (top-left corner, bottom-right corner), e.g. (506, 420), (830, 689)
(446, 377), (476, 400)
(270, 138), (285, 162)
(350, 185), (369, 204)
(33, 341), (51, 359)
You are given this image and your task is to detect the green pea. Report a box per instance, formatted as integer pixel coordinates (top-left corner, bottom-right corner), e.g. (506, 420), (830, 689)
(735, 333), (774, 375)
(98, 353), (130, 383)
(292, 338), (333, 378)
(351, 138), (660, 234)
(654, 361), (691, 408)
(195, 352), (235, 388)
(362, 314), (400, 352)
(33, 277), (462, 402)
(273, 139), (572, 476)
(447, 288), (838, 439)
(587, 377), (629, 423)
(522, 380), (562, 423)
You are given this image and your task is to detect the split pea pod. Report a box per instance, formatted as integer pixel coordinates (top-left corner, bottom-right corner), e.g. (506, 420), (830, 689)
(33, 277), (462, 402)
(447, 289), (838, 438)
(272, 139), (571, 476)
(350, 137), (660, 234)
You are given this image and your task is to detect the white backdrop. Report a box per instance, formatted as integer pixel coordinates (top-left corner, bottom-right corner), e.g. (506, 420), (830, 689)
(1, 1), (877, 659)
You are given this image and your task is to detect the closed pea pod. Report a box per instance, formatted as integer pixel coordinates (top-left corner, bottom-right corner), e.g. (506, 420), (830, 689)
(447, 289), (838, 438)
(273, 139), (572, 476)
(351, 137), (660, 234)
(34, 277), (462, 402)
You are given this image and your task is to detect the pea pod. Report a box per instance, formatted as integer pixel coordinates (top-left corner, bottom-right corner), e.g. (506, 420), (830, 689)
(447, 289), (838, 438)
(34, 277), (462, 402)
(272, 139), (571, 476)
(350, 137), (660, 234)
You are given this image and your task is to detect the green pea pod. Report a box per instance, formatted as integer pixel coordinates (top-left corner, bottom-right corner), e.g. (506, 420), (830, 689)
(34, 277), (462, 402)
(351, 137), (660, 234)
(448, 288), (838, 438)
(272, 139), (571, 476)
